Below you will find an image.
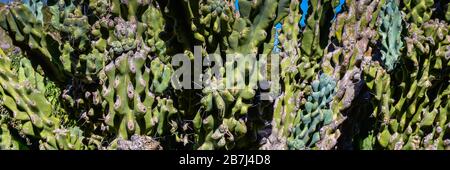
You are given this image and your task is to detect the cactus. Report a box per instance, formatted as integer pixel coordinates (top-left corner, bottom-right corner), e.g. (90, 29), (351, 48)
(100, 46), (177, 142)
(288, 74), (336, 150)
(359, 19), (450, 150)
(317, 0), (384, 149)
(0, 105), (27, 150)
(23, 0), (44, 25)
(0, 46), (89, 150)
(403, 0), (434, 25)
(261, 0), (306, 150)
(159, 0), (290, 150)
(1, 0), (450, 150)
(0, 2), (68, 82)
(379, 0), (403, 72)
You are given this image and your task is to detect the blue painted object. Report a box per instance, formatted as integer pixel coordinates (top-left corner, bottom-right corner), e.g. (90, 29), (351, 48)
(333, 0), (345, 20)
(273, 22), (282, 53)
(234, 0), (239, 14)
(299, 0), (309, 28)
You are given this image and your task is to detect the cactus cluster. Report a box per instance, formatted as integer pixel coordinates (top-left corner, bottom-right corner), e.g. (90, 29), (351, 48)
(287, 74), (336, 150)
(1, 0), (450, 150)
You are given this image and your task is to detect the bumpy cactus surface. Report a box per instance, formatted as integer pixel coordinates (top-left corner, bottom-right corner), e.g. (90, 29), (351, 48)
(1, 0), (450, 150)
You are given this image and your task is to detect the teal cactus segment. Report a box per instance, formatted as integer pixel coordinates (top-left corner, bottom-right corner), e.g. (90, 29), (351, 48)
(379, 0), (403, 72)
(288, 74), (336, 150)
(299, 0), (309, 27)
(23, 0), (44, 25)
(379, 0), (403, 71)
